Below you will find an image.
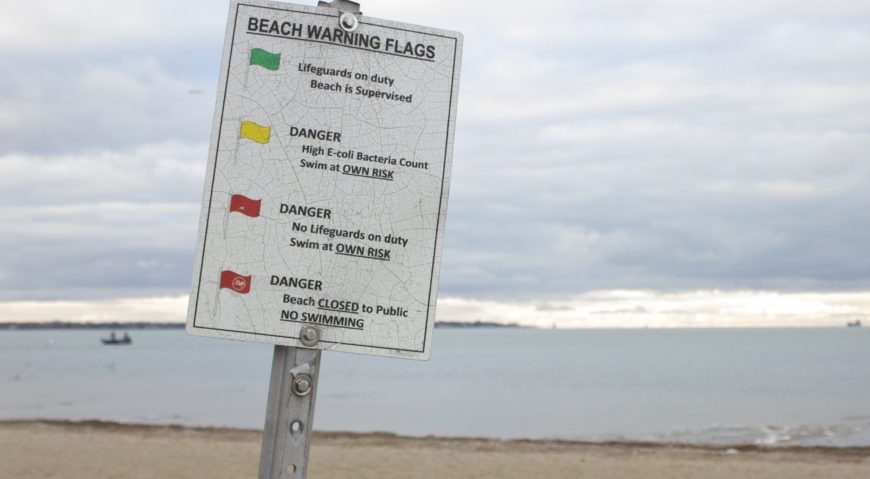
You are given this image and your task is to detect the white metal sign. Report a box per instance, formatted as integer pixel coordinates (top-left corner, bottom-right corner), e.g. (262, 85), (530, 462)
(186, 0), (463, 359)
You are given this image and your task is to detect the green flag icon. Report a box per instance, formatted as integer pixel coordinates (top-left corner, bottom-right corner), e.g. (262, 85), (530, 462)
(250, 48), (281, 71)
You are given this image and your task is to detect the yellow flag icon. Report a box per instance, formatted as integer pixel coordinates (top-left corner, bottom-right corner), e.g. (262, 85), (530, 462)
(239, 121), (271, 144)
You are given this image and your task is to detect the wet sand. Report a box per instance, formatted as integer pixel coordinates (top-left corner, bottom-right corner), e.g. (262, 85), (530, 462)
(1, 420), (869, 478)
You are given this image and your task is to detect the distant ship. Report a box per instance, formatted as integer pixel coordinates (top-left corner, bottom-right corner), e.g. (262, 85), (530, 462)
(101, 331), (132, 345)
(847, 320), (862, 328)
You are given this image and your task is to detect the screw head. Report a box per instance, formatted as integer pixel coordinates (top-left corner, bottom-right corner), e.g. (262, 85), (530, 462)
(339, 12), (359, 32)
(299, 326), (320, 347)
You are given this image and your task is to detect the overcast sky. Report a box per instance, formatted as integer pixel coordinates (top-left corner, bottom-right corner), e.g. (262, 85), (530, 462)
(1, 0), (869, 325)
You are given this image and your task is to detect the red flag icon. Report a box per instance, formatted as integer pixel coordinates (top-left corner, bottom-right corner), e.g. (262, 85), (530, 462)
(230, 194), (261, 218)
(220, 270), (252, 294)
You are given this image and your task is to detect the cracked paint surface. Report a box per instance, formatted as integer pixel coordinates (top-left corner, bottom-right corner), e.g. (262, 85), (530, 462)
(186, 0), (463, 360)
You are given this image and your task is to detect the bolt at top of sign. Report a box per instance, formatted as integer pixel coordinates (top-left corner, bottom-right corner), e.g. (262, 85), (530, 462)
(339, 12), (359, 31)
(318, 0), (362, 32)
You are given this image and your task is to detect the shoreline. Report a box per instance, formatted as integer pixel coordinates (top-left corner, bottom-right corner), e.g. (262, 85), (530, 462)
(4, 419), (870, 456)
(3, 420), (869, 479)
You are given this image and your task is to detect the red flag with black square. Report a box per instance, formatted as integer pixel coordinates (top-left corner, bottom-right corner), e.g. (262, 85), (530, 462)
(229, 194), (261, 218)
(219, 270), (252, 294)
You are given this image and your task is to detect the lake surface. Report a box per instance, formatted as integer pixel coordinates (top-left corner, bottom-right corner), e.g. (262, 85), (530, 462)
(1, 328), (869, 446)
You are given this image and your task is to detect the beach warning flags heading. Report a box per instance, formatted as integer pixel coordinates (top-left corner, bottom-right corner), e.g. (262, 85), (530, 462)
(230, 194), (261, 217)
(240, 121), (271, 144)
(250, 48), (281, 71)
(220, 270), (252, 294)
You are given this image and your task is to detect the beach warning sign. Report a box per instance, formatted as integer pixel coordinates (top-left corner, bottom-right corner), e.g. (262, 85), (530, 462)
(186, 0), (463, 360)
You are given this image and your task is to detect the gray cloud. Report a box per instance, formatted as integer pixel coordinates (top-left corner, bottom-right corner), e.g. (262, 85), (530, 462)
(2, 0), (870, 302)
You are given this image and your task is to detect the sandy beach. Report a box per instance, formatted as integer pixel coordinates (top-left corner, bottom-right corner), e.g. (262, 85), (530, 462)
(1, 421), (868, 478)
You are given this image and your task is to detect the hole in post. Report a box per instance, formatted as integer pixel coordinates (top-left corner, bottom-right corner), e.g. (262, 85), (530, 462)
(290, 420), (304, 436)
(288, 464), (297, 475)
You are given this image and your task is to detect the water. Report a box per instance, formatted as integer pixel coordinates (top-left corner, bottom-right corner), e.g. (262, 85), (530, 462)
(1, 328), (869, 446)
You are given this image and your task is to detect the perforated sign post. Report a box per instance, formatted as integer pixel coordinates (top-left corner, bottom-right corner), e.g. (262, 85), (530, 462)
(185, 0), (462, 477)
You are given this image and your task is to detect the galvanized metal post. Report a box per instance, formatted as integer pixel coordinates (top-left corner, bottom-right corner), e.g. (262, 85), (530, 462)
(317, 0), (361, 14)
(258, 3), (360, 477)
(258, 340), (322, 479)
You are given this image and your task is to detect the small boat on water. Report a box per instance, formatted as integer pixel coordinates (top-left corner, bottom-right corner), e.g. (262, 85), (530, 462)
(847, 320), (862, 328)
(101, 332), (132, 345)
